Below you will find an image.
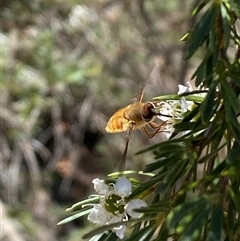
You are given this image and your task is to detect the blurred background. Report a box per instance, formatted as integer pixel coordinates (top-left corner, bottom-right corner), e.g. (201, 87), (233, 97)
(1, 0), (200, 240)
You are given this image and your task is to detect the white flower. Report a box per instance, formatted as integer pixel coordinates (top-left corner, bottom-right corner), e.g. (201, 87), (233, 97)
(86, 177), (147, 239)
(156, 82), (195, 138)
(88, 204), (110, 226)
(126, 199), (147, 218)
(178, 83), (190, 113)
(178, 84), (188, 94)
(157, 100), (183, 138)
(114, 225), (126, 239)
(115, 176), (132, 196)
(92, 178), (109, 195)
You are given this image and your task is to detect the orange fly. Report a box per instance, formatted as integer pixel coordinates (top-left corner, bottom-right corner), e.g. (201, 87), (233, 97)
(105, 66), (166, 168)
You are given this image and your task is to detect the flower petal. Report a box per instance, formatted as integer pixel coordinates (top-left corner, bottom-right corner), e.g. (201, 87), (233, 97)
(109, 215), (122, 224)
(178, 84), (188, 94)
(186, 81), (193, 91)
(92, 178), (109, 195)
(87, 204), (110, 225)
(113, 225), (126, 239)
(180, 97), (188, 113)
(115, 177), (132, 197)
(161, 123), (175, 139)
(126, 199), (147, 218)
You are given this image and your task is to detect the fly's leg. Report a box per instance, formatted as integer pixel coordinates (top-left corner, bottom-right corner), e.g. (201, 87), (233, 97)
(141, 121), (167, 138)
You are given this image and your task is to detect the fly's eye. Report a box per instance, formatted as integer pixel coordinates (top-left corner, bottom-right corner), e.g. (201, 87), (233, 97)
(142, 102), (155, 122)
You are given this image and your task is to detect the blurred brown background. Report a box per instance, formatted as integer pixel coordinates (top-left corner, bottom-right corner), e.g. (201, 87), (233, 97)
(0, 0), (200, 240)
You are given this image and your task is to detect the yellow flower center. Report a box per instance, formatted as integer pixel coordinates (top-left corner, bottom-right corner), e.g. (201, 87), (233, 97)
(105, 193), (125, 215)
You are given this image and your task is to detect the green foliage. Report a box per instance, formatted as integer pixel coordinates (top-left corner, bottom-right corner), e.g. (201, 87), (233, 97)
(60, 0), (240, 240)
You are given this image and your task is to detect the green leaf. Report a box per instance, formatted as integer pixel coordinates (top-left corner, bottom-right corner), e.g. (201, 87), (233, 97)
(125, 224), (155, 241)
(226, 145), (240, 164)
(183, 102), (201, 120)
(127, 175), (163, 200)
(105, 232), (118, 241)
(144, 158), (169, 172)
(211, 161), (227, 175)
(152, 94), (181, 101)
(131, 223), (142, 238)
(208, 204), (223, 241)
(179, 205), (209, 241)
(90, 232), (110, 241)
(180, 32), (189, 41)
(108, 170), (138, 178)
(82, 218), (155, 240)
(200, 82), (217, 124)
(221, 81), (240, 143)
(230, 1), (240, 19)
(221, 80), (240, 114)
(185, 5), (217, 59)
(173, 122), (194, 132)
(166, 197), (207, 230)
(226, 198), (235, 235)
(220, 3), (231, 49)
(192, 1), (207, 16)
(191, 116), (207, 134)
(57, 208), (91, 225)
(198, 142), (226, 163)
(134, 201), (169, 214)
(155, 221), (169, 241)
(145, 153), (182, 172)
(228, 185), (240, 215)
(230, 123), (240, 144)
(231, 73), (240, 87)
(155, 159), (189, 194)
(66, 196), (100, 212)
(204, 54), (217, 86)
(181, 90), (208, 97)
(192, 57), (207, 87)
(135, 142), (162, 155)
(158, 142), (188, 153)
(136, 138), (187, 155)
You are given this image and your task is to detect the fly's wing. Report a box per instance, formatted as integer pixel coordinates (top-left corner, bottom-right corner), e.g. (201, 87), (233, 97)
(118, 65), (156, 170)
(136, 64), (156, 103)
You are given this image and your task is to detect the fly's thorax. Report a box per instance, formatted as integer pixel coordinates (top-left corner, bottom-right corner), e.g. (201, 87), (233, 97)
(125, 102), (144, 123)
